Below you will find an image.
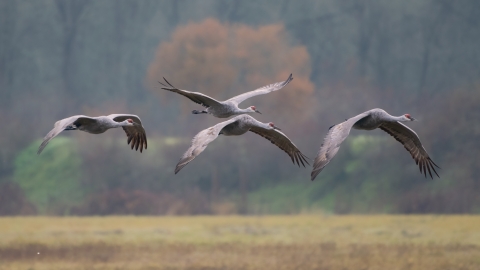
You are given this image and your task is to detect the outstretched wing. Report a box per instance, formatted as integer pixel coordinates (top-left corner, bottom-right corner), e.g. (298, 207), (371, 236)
(311, 113), (369, 181)
(108, 114), (148, 153)
(159, 78), (222, 108)
(379, 122), (439, 178)
(37, 115), (96, 154)
(175, 117), (240, 174)
(226, 74), (293, 105)
(249, 126), (309, 167)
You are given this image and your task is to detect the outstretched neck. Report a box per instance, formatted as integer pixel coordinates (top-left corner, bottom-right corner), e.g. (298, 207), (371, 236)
(104, 118), (124, 129)
(237, 108), (254, 114)
(392, 115), (408, 122)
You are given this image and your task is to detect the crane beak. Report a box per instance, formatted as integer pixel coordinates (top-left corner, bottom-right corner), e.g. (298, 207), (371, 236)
(410, 117), (417, 121)
(273, 126), (281, 131)
(255, 110), (262, 114)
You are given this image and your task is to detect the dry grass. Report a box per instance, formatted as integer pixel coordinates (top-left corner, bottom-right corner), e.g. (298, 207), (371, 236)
(0, 215), (479, 269)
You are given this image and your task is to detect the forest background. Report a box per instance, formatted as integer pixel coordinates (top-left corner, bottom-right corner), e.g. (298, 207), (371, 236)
(1, 0), (479, 216)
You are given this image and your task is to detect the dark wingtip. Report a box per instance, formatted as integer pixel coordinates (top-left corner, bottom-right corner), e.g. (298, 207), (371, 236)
(282, 73), (294, 87)
(293, 154), (300, 167)
(430, 158), (440, 169)
(303, 155), (311, 166)
(37, 143), (47, 155)
(163, 77), (175, 88)
(299, 155), (306, 167)
(299, 153), (310, 167)
(144, 134), (148, 150)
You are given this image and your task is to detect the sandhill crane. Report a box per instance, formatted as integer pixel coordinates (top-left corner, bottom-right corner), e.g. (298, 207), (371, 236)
(158, 74), (293, 118)
(175, 114), (308, 174)
(37, 114), (147, 154)
(311, 108), (439, 180)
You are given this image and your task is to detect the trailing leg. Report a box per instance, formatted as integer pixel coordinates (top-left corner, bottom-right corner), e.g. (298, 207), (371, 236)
(192, 110), (208, 114)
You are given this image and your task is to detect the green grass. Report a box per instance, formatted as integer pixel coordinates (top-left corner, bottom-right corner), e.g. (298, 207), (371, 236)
(0, 215), (479, 269)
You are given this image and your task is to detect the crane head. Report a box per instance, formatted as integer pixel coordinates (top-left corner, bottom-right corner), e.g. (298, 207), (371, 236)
(250, 106), (261, 114)
(124, 119), (136, 126)
(404, 114), (416, 121)
(269, 122), (281, 130)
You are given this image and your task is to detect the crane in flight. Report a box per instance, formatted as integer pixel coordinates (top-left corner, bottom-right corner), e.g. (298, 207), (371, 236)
(175, 114), (308, 174)
(311, 108), (439, 180)
(37, 114), (147, 154)
(159, 74), (293, 118)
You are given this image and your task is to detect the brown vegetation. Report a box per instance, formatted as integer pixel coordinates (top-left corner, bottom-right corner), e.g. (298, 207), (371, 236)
(72, 188), (211, 215)
(0, 182), (36, 215)
(146, 18), (316, 122)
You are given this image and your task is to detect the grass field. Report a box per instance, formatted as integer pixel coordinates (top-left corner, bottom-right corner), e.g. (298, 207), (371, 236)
(0, 215), (479, 269)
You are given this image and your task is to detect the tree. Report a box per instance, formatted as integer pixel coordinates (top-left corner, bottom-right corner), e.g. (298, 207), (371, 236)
(13, 138), (84, 214)
(146, 18), (316, 123)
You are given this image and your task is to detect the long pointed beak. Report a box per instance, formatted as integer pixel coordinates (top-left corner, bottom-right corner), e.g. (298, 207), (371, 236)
(410, 117), (417, 121)
(255, 110), (262, 114)
(273, 126), (281, 131)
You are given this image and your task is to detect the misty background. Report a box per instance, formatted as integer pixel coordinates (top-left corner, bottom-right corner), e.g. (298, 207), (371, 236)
(1, 0), (479, 215)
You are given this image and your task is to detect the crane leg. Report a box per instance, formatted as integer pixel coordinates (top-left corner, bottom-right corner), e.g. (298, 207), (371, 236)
(65, 125), (77, 131)
(192, 110), (208, 114)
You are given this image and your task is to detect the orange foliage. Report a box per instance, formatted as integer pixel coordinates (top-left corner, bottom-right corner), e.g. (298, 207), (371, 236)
(146, 18), (316, 122)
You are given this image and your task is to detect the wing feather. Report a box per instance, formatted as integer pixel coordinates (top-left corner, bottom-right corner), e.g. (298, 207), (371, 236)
(248, 126), (309, 167)
(108, 114), (148, 153)
(379, 122), (439, 179)
(37, 115), (95, 154)
(159, 78), (222, 108)
(226, 74), (293, 105)
(311, 113), (369, 180)
(175, 117), (239, 174)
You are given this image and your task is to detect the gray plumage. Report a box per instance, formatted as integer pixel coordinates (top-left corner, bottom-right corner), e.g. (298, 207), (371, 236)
(37, 114), (147, 154)
(175, 114), (308, 174)
(159, 74), (293, 118)
(311, 108), (439, 181)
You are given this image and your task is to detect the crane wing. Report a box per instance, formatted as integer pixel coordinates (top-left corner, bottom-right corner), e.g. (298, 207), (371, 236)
(226, 74), (293, 105)
(159, 78), (222, 108)
(311, 113), (369, 181)
(37, 115), (96, 154)
(248, 126), (309, 167)
(379, 121), (439, 178)
(108, 114), (148, 153)
(175, 117), (239, 174)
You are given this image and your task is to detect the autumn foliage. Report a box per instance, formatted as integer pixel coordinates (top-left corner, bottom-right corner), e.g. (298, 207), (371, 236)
(146, 18), (316, 122)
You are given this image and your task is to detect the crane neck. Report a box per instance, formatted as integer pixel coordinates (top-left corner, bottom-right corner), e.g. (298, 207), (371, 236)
(237, 108), (254, 114)
(103, 117), (125, 129)
(392, 115), (409, 122)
